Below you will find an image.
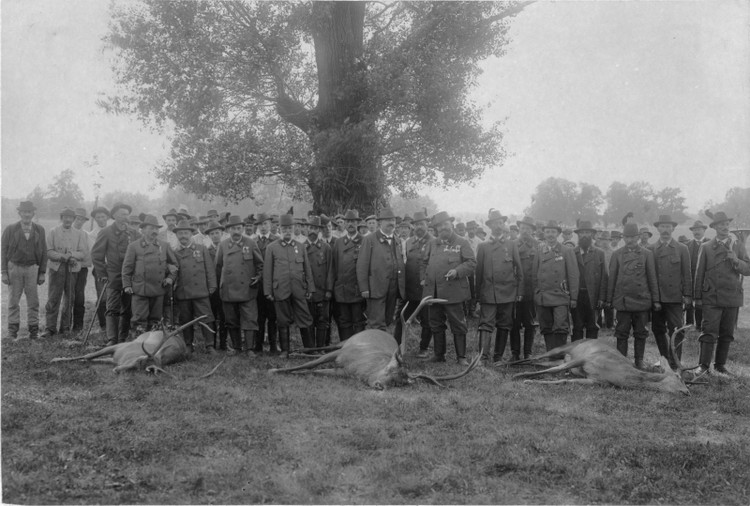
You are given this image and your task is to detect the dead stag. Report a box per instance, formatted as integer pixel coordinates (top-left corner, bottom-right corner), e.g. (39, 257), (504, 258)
(270, 296), (480, 389)
(510, 326), (704, 395)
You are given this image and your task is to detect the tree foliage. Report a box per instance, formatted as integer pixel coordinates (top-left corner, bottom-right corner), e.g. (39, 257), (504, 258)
(46, 169), (84, 211)
(102, 1), (529, 214)
(704, 187), (750, 228)
(525, 177), (603, 225)
(602, 181), (687, 226)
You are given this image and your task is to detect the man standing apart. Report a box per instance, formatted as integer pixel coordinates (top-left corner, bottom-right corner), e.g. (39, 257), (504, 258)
(606, 223), (659, 368)
(251, 213), (280, 354)
(532, 221), (579, 351)
(331, 210), (366, 341)
(394, 211), (433, 356)
(421, 211), (476, 364)
(1, 201), (47, 340)
(648, 214), (692, 367)
(357, 208), (405, 331)
(264, 214), (315, 353)
(686, 220), (709, 329)
(571, 220), (607, 341)
(475, 210), (523, 365)
(41, 208), (88, 338)
(305, 216), (334, 348)
(510, 216), (538, 359)
(71, 208), (93, 334)
(693, 211), (750, 376)
(215, 216), (264, 355)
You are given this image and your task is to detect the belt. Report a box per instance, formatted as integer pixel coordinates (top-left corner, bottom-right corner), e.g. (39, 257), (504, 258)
(9, 261), (37, 267)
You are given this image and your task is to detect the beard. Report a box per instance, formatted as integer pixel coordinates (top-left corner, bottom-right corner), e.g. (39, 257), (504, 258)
(578, 236), (592, 250)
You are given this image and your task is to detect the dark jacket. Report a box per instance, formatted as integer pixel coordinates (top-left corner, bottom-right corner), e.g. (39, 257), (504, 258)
(687, 237), (709, 279)
(215, 236), (264, 302)
(91, 223), (140, 290)
(532, 242), (579, 307)
(1, 221), (47, 272)
(263, 238), (315, 301)
(332, 234), (364, 303)
(306, 239), (334, 302)
(574, 245), (608, 309)
(173, 242), (217, 300)
(475, 235), (523, 304)
(421, 232), (476, 303)
(607, 244), (658, 312)
(693, 237), (750, 307)
(648, 238), (692, 303)
(356, 230), (405, 300)
(122, 238), (178, 297)
(404, 233), (433, 301)
(515, 235), (538, 299)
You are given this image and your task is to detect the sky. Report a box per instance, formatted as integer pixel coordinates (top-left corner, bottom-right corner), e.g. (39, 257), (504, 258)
(2, 0), (749, 216)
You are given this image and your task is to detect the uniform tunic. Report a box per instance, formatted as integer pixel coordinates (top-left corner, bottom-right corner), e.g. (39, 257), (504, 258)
(263, 239), (315, 328)
(531, 241), (579, 336)
(607, 244), (659, 342)
(215, 236), (264, 330)
(476, 235), (523, 332)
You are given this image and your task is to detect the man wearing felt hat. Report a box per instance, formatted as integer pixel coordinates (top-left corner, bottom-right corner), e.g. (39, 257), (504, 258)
(215, 215), (264, 355)
(205, 220), (228, 350)
(510, 216), (539, 359)
(648, 214), (692, 368)
(364, 214), (378, 236)
(421, 211), (476, 364)
(92, 202), (140, 345)
(331, 209), (367, 341)
(638, 226), (652, 248)
(686, 220), (710, 329)
(561, 227), (575, 246)
(40, 208), (89, 338)
(571, 220), (608, 341)
(70, 208), (94, 334)
(606, 222), (659, 368)
(394, 211), (434, 357)
(171, 220), (217, 353)
(357, 208), (406, 332)
(532, 220), (579, 351)
(594, 231), (615, 330)
(693, 211), (750, 376)
(264, 214), (316, 355)
(475, 209), (523, 365)
(320, 214), (336, 247)
(157, 208), (180, 250)
(305, 216), (335, 348)
(121, 214), (178, 337)
(250, 212), (281, 354)
(2, 201), (48, 340)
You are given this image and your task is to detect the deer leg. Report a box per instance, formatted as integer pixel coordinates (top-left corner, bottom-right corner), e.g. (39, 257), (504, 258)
(523, 378), (600, 386)
(269, 350), (340, 374)
(51, 344), (122, 362)
(512, 358), (587, 380)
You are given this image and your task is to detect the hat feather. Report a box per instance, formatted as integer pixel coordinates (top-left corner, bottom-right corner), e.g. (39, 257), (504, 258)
(621, 212), (634, 226)
(704, 209), (714, 220)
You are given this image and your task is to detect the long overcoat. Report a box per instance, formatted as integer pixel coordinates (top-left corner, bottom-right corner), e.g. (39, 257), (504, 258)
(648, 239), (691, 303)
(607, 245), (658, 312)
(475, 236), (523, 304)
(263, 239), (315, 301)
(356, 230), (405, 300)
(306, 239), (334, 303)
(693, 237), (750, 307)
(404, 233), (433, 301)
(215, 236), (264, 302)
(121, 238), (177, 297)
(91, 223), (139, 290)
(574, 245), (608, 309)
(331, 234), (364, 303)
(420, 232), (476, 303)
(173, 242), (217, 300)
(532, 242), (579, 307)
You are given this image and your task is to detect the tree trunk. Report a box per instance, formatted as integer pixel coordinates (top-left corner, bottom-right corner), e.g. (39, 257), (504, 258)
(308, 1), (385, 215)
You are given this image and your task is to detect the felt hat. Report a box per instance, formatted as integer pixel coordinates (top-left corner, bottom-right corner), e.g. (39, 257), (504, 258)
(244, 214), (255, 225)
(455, 222), (466, 231)
(173, 219), (195, 233)
(365, 214), (377, 222)
(256, 213), (272, 224)
(466, 220), (478, 229)
(412, 211), (429, 223)
(709, 211), (733, 228)
(485, 209), (507, 226)
(574, 220), (597, 234)
(195, 216), (208, 225)
(90, 206), (110, 218)
(516, 216), (537, 230)
(60, 207), (77, 218)
(177, 207), (190, 221)
(307, 216), (324, 229)
(320, 214), (331, 226)
(639, 227), (653, 237)
(541, 220), (562, 233)
(653, 214), (678, 227)
(74, 208), (89, 221)
(430, 211), (455, 228)
(204, 220), (225, 234)
(598, 230), (611, 240)
(509, 224), (519, 231)
(610, 231), (622, 240)
(678, 235), (689, 243)
(139, 214), (162, 228)
(343, 209), (360, 221)
(377, 208), (396, 220)
(17, 201), (36, 212)
(225, 215), (244, 227)
(279, 214), (294, 227)
(111, 202), (132, 216)
(623, 223), (640, 237)
(689, 220), (707, 231)
(206, 209), (219, 218)
(162, 208), (179, 220)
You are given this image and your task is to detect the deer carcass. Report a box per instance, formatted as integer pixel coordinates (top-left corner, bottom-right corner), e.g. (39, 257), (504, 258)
(511, 329), (701, 395)
(51, 316), (208, 375)
(270, 296), (481, 389)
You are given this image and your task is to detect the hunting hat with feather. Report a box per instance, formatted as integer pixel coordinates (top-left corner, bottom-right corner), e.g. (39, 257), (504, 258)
(485, 208), (507, 226)
(173, 219), (196, 233)
(412, 210), (429, 223)
(139, 214), (162, 229)
(705, 210), (733, 228)
(430, 210), (455, 227)
(90, 206), (110, 218)
(204, 220), (224, 233)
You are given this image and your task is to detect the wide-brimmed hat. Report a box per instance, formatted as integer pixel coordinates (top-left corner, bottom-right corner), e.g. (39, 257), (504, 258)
(225, 215), (244, 227)
(678, 235), (689, 243)
(516, 216), (537, 230)
(455, 222), (466, 230)
(376, 208), (396, 220)
(398, 220), (413, 229)
(412, 211), (429, 223)
(476, 227), (487, 237)
(320, 214), (331, 226)
(541, 220), (562, 233)
(689, 220), (707, 231)
(343, 209), (360, 221)
(177, 207), (190, 220)
(74, 208), (89, 220)
(17, 201), (36, 212)
(279, 214), (294, 227)
(598, 230), (611, 240)
(562, 227), (573, 234)
(206, 209), (219, 218)
(244, 214), (255, 225)
(466, 220), (478, 228)
(623, 223), (640, 237)
(485, 209), (507, 226)
(256, 212), (272, 224)
(653, 214), (678, 227)
(111, 202), (132, 216)
(194, 216), (208, 225)
(611, 231), (622, 239)
(204, 220), (224, 234)
(129, 214), (142, 225)
(162, 208), (179, 220)
(139, 214), (162, 229)
(430, 211), (455, 227)
(509, 224), (519, 231)
(173, 219), (195, 233)
(575, 220), (597, 234)
(307, 216), (324, 229)
(365, 214), (377, 222)
(60, 207), (77, 218)
(709, 211), (733, 228)
(639, 227), (653, 237)
(90, 206), (110, 218)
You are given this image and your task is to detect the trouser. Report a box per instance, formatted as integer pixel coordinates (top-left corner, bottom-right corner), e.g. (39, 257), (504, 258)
(571, 290), (599, 340)
(685, 304), (703, 331)
(336, 301), (366, 341)
(94, 274), (107, 329)
(393, 299), (431, 347)
(7, 262), (40, 328)
(72, 266), (88, 330)
(223, 300), (259, 331)
(614, 310), (649, 362)
(177, 297), (216, 349)
(45, 266), (77, 333)
(131, 294), (165, 329)
(210, 290), (227, 349)
(699, 305), (738, 345)
(429, 302), (468, 359)
(537, 305), (570, 336)
(366, 281), (399, 331)
(257, 287), (278, 351)
(274, 296), (314, 328)
(308, 299), (331, 347)
(651, 302), (684, 359)
(466, 275), (477, 317)
(511, 299), (536, 357)
(105, 285), (132, 342)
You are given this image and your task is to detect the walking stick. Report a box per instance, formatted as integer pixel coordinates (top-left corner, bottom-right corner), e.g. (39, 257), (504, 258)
(82, 279), (108, 346)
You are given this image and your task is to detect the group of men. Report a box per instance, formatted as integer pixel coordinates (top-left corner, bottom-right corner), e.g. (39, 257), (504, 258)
(3, 200), (748, 377)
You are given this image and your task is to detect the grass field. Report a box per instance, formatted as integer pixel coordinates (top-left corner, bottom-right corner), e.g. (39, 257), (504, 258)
(2, 226), (750, 503)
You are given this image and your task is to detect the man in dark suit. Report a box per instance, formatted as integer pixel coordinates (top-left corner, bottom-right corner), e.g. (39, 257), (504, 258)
(251, 213), (280, 354)
(571, 221), (608, 341)
(331, 210), (366, 341)
(305, 216), (334, 348)
(685, 220), (709, 329)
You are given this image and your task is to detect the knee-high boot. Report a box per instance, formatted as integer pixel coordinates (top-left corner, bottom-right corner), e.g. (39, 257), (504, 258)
(315, 326), (327, 348)
(696, 340), (715, 375)
(454, 333), (467, 365)
(105, 315), (119, 346)
(429, 332), (446, 362)
(493, 329), (509, 363)
(228, 328), (242, 355)
(300, 327), (314, 349)
(523, 328), (535, 358)
(278, 327), (290, 358)
(633, 338), (646, 369)
(616, 338), (628, 357)
(714, 341), (732, 375)
(244, 330), (257, 357)
(478, 330), (493, 365)
(543, 333), (556, 352)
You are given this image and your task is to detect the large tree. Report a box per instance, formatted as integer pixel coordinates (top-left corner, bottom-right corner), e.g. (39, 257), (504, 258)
(602, 181), (688, 226)
(102, 1), (529, 214)
(525, 177), (603, 225)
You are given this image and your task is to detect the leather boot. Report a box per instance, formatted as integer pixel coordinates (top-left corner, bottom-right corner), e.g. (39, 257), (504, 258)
(454, 334), (468, 365)
(653, 332), (670, 360)
(510, 325), (521, 360)
(673, 331), (684, 362)
(429, 332), (446, 362)
(268, 321), (279, 354)
(523, 328), (535, 358)
(616, 338), (628, 357)
(315, 326), (327, 348)
(278, 327), (290, 358)
(105, 315), (119, 346)
(714, 341), (732, 375)
(182, 325), (195, 351)
(218, 322), (227, 351)
(543, 334), (556, 352)
(8, 323), (19, 339)
(244, 330), (257, 357)
(478, 330), (493, 365)
(228, 328), (242, 355)
(300, 327), (315, 349)
(695, 340), (714, 376)
(633, 338), (646, 370)
(555, 333), (568, 349)
(493, 329), (509, 364)
(118, 316), (131, 343)
(587, 328), (599, 340)
(253, 326), (265, 353)
(204, 322), (217, 353)
(28, 325), (39, 340)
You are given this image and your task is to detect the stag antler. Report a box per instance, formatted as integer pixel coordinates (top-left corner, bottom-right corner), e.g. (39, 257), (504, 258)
(141, 315), (209, 359)
(668, 325), (707, 386)
(408, 353), (482, 387)
(399, 296), (448, 354)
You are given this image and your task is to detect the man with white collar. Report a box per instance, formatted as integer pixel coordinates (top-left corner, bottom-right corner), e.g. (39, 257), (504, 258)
(648, 214), (692, 368)
(157, 208), (180, 250)
(250, 213), (280, 354)
(305, 216), (334, 347)
(686, 220), (710, 329)
(331, 210), (366, 341)
(571, 220), (608, 342)
(357, 208), (405, 331)
(693, 211), (750, 376)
